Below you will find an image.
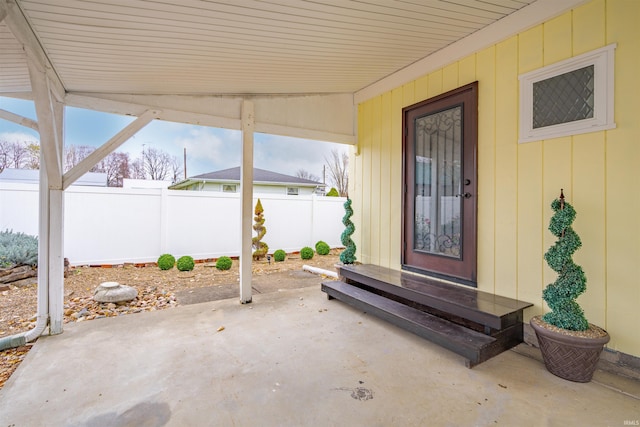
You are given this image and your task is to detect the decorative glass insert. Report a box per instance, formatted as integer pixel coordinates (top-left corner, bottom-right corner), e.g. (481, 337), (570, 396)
(414, 106), (462, 259)
(532, 65), (594, 128)
(222, 184), (237, 192)
(519, 44), (616, 143)
(287, 187), (299, 196)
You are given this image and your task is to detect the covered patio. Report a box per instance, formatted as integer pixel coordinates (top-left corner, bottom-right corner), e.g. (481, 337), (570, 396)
(0, 0), (590, 336)
(2, 0), (639, 424)
(1, 286), (639, 426)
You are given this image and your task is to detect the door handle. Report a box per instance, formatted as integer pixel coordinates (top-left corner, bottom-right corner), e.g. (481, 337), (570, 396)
(455, 192), (472, 198)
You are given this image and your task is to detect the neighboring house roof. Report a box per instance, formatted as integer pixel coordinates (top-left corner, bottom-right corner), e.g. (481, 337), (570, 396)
(0, 168), (107, 187)
(169, 167), (324, 190)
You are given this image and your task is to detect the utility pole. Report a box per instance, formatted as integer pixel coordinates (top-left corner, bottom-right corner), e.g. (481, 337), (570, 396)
(183, 147), (187, 179)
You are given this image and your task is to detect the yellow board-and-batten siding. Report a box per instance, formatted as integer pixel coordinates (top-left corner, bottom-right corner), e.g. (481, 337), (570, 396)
(352, 0), (639, 357)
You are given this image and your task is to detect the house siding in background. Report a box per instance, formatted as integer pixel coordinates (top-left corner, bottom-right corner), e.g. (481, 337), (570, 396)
(353, 0), (639, 357)
(169, 166), (323, 196)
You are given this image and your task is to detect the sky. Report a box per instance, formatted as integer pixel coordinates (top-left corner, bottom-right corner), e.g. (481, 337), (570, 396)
(0, 96), (348, 182)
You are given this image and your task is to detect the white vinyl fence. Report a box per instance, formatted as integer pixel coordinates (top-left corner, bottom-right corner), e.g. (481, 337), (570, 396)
(0, 182), (346, 266)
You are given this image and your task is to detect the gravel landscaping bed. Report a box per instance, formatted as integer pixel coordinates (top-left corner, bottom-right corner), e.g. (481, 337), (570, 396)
(1, 250), (341, 389)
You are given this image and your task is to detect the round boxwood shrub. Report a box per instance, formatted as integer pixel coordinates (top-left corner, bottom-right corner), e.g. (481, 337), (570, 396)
(300, 246), (314, 260)
(157, 253), (175, 270)
(273, 249), (286, 262)
(177, 255), (195, 272)
(315, 241), (330, 255)
(216, 256), (233, 271)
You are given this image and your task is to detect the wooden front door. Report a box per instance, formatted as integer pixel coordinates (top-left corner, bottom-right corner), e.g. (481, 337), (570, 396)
(402, 82), (478, 286)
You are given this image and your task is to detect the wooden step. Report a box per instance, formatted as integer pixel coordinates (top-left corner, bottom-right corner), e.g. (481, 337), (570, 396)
(338, 264), (532, 331)
(322, 280), (501, 368)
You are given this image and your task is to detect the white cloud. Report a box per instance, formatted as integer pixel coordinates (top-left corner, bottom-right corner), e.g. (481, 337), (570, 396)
(174, 126), (241, 174)
(0, 131), (39, 144)
(254, 134), (348, 178)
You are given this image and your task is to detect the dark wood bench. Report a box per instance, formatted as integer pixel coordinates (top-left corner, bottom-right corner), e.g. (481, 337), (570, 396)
(321, 264), (532, 368)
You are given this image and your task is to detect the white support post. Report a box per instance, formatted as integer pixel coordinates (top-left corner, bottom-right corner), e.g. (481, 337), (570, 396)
(27, 62), (63, 189)
(47, 188), (64, 334)
(35, 162), (50, 335)
(48, 100), (65, 335)
(240, 100), (254, 304)
(25, 44), (66, 335)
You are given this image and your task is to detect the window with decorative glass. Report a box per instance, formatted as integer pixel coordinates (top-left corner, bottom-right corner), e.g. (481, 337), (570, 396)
(519, 44), (616, 143)
(222, 184), (237, 193)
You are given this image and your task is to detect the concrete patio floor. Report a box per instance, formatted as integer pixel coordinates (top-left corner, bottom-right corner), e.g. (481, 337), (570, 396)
(1, 285), (638, 427)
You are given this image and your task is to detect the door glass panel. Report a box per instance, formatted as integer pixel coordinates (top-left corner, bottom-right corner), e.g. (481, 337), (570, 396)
(414, 106), (462, 259)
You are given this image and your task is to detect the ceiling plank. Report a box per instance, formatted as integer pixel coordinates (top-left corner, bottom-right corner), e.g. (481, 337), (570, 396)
(0, 0), (64, 100)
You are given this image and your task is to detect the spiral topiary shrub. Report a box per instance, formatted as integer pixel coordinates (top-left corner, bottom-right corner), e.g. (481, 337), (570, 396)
(340, 198), (357, 264)
(326, 187), (339, 197)
(252, 199), (269, 260)
(542, 189), (589, 331)
(216, 256), (233, 271)
(177, 255), (195, 272)
(157, 253), (175, 270)
(315, 241), (330, 255)
(300, 246), (314, 260)
(273, 249), (286, 262)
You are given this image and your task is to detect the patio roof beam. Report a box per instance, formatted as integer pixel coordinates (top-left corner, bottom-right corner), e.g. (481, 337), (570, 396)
(65, 92), (356, 145)
(0, 108), (38, 131)
(62, 109), (160, 190)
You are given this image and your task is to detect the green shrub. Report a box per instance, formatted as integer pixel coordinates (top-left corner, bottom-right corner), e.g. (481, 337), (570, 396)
(315, 241), (330, 255)
(326, 187), (339, 197)
(542, 191), (588, 331)
(216, 256), (233, 271)
(273, 249), (286, 262)
(157, 253), (175, 270)
(0, 230), (38, 267)
(177, 255), (195, 271)
(252, 199), (269, 260)
(340, 198), (357, 264)
(300, 246), (314, 260)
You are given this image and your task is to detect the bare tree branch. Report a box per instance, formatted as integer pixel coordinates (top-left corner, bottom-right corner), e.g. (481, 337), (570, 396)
(325, 148), (349, 197)
(295, 168), (320, 182)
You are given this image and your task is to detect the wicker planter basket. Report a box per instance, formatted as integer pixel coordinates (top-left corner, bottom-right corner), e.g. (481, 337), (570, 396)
(530, 315), (610, 383)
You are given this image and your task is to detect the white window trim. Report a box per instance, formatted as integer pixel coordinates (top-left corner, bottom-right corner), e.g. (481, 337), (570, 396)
(518, 43), (616, 144)
(222, 184), (237, 193)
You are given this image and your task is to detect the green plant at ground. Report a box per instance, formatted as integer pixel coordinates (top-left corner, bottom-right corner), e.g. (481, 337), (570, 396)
(157, 254), (175, 270)
(315, 241), (330, 255)
(300, 246), (314, 260)
(273, 249), (286, 262)
(340, 198), (357, 264)
(326, 187), (339, 197)
(0, 229), (38, 268)
(216, 256), (233, 271)
(177, 255), (195, 271)
(542, 189), (589, 331)
(252, 199), (269, 260)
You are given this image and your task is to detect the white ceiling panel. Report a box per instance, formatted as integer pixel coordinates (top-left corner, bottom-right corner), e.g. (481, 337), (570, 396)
(1, 0), (536, 96)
